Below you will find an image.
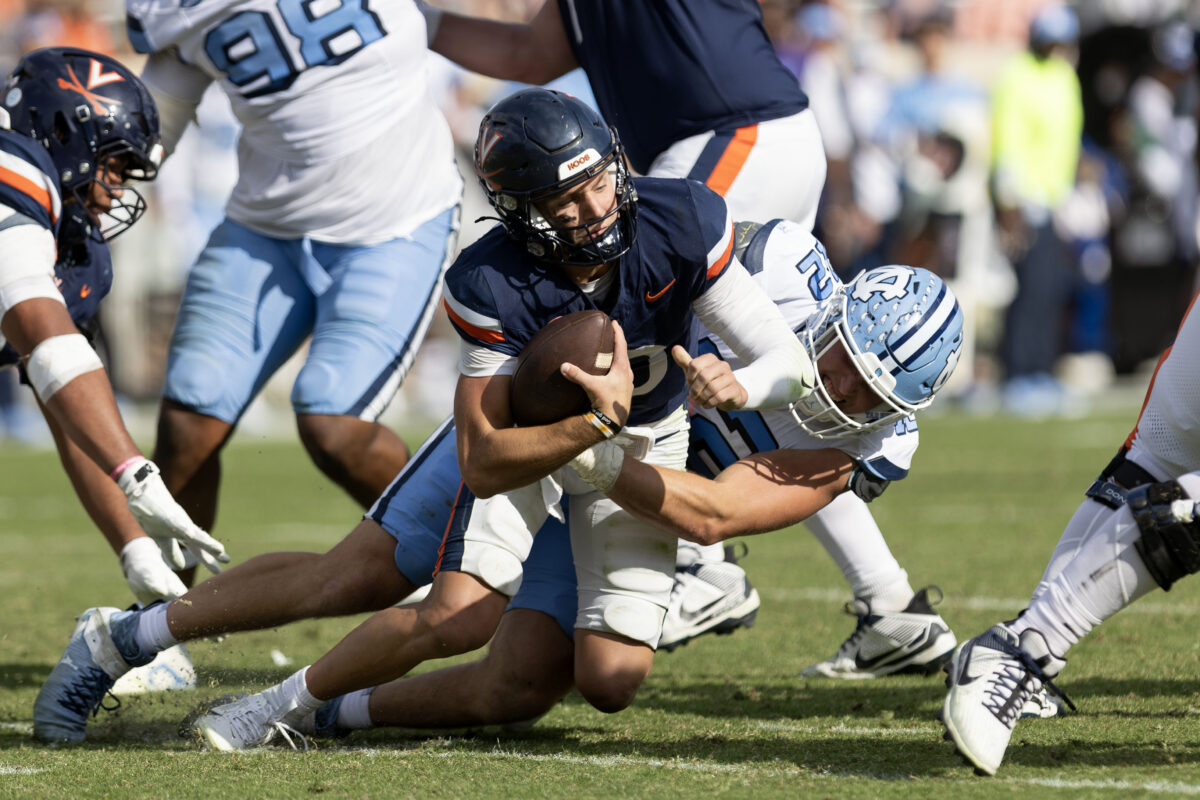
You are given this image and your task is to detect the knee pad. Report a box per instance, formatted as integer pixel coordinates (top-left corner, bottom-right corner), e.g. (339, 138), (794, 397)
(1130, 480), (1200, 591)
(458, 542), (524, 598)
(576, 592), (667, 648)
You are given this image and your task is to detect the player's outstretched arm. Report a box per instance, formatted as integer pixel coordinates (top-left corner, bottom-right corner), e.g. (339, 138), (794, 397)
(424, 0), (578, 84)
(574, 446), (854, 544)
(40, 400), (188, 603)
(3, 298), (229, 574)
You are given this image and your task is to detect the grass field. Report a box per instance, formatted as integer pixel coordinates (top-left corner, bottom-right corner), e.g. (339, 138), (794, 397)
(4, 408), (1200, 799)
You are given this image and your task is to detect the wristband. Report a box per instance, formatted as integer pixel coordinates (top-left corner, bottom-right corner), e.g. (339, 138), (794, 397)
(585, 408), (622, 439)
(110, 455), (145, 481)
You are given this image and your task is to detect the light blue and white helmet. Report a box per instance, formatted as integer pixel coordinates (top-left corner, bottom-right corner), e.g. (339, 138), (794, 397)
(791, 265), (963, 439)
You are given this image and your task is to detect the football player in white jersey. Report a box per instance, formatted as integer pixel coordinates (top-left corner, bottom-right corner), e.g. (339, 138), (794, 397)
(421, 0), (946, 670)
(124, 0), (463, 571)
(942, 289), (1200, 776)
(0, 48), (228, 601)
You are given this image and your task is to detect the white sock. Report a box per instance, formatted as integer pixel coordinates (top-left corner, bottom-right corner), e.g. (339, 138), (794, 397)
(676, 540), (723, 567)
(286, 666), (325, 713)
(137, 602), (178, 654)
(336, 688), (376, 730)
(804, 493), (913, 610)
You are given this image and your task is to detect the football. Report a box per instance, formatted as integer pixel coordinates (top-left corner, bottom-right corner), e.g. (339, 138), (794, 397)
(510, 310), (615, 426)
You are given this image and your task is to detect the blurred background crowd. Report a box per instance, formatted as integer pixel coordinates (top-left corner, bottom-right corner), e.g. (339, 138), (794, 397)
(1, 0), (1198, 440)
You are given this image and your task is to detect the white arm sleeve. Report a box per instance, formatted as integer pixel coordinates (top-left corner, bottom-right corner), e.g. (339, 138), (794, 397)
(458, 339), (517, 378)
(692, 260), (815, 409)
(0, 221), (65, 327)
(140, 52), (210, 156)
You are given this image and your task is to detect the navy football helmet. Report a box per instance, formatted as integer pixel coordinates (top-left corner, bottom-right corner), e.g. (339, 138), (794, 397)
(791, 265), (963, 439)
(0, 47), (162, 241)
(474, 88), (636, 266)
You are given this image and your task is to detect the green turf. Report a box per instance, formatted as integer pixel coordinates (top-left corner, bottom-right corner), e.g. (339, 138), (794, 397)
(3, 410), (1200, 799)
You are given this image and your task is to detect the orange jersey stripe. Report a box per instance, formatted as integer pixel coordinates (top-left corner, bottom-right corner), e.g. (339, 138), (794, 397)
(1123, 288), (1200, 450)
(705, 124), (758, 197)
(706, 229), (734, 280)
(443, 299), (505, 345)
(432, 480), (467, 578)
(0, 164), (56, 223)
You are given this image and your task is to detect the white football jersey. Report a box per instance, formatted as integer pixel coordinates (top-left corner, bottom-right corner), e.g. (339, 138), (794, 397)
(689, 219), (919, 485)
(1126, 289), (1200, 480)
(128, 0), (461, 243)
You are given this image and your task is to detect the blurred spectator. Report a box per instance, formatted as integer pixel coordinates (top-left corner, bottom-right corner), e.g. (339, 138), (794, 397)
(990, 3), (1083, 416)
(13, 0), (114, 55)
(878, 6), (988, 277)
(1105, 18), (1200, 370)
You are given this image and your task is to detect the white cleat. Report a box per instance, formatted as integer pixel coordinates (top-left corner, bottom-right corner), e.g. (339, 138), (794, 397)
(940, 624), (1072, 776)
(659, 559), (760, 652)
(194, 687), (309, 752)
(802, 587), (956, 679)
(112, 644), (196, 695)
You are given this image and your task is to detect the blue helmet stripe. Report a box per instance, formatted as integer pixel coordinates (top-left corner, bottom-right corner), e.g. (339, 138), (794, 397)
(893, 282), (955, 368)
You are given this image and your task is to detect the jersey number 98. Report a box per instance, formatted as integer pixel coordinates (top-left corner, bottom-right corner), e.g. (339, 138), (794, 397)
(205, 0), (386, 97)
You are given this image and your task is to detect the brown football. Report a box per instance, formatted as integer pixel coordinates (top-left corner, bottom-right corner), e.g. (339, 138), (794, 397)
(510, 310), (615, 427)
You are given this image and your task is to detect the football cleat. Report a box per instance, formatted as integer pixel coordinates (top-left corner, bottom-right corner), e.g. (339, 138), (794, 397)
(801, 586), (957, 679)
(112, 644), (196, 695)
(941, 624), (1074, 776)
(659, 558), (760, 652)
(33, 606), (146, 743)
(194, 685), (311, 751)
(1020, 685), (1065, 719)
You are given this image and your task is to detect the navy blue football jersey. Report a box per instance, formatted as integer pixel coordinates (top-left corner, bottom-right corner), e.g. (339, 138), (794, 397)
(0, 130), (113, 368)
(443, 178), (735, 425)
(557, 0), (809, 174)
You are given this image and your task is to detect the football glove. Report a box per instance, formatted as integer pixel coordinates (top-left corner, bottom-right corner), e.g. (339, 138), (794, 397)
(120, 536), (188, 605)
(115, 457), (230, 574)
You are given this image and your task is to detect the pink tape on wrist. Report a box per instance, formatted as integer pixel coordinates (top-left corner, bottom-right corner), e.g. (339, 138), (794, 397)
(109, 456), (144, 481)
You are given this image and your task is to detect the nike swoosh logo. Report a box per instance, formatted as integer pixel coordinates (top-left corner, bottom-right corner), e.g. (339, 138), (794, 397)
(80, 284), (92, 298)
(680, 592), (728, 620)
(853, 623), (947, 670)
(645, 278), (676, 302)
(954, 639), (978, 685)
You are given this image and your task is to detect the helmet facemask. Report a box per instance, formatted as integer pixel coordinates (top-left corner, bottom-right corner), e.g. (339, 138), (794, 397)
(790, 293), (918, 439)
(487, 144), (636, 267)
(790, 265), (963, 440)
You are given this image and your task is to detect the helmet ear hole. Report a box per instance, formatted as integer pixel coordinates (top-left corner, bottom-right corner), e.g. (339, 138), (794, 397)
(52, 111), (72, 145)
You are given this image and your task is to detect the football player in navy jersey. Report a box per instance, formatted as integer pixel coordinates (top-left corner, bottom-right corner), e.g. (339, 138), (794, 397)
(31, 87), (816, 746)
(422, 0), (949, 665)
(0, 48), (228, 606)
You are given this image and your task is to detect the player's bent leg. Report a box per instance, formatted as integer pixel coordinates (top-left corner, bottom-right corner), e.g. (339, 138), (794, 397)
(296, 413), (410, 507)
(303, 571), (510, 701)
(364, 608), (574, 730)
(169, 519), (416, 639)
(193, 573), (510, 751)
(573, 629), (654, 714)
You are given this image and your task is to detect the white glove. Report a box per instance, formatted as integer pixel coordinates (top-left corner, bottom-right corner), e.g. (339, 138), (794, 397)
(115, 457), (229, 574)
(568, 440), (625, 493)
(120, 536), (188, 605)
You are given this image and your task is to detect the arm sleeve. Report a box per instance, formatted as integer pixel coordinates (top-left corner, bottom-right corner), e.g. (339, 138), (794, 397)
(0, 222), (63, 320)
(140, 52), (211, 155)
(692, 260), (815, 409)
